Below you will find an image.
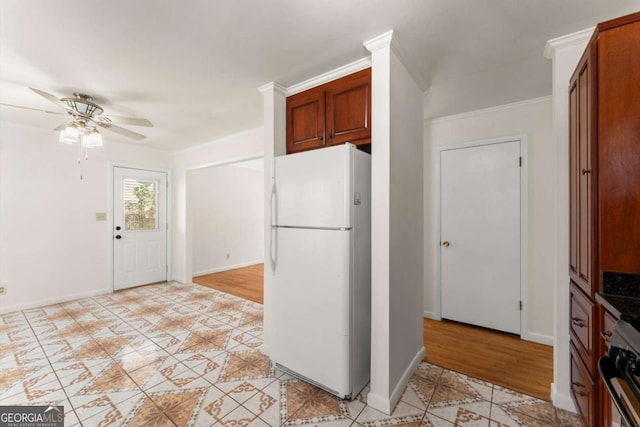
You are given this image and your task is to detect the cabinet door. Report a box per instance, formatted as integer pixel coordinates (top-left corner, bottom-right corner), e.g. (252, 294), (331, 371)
(569, 46), (596, 297)
(598, 19), (640, 274)
(286, 87), (326, 154)
(569, 78), (579, 280)
(326, 68), (371, 146)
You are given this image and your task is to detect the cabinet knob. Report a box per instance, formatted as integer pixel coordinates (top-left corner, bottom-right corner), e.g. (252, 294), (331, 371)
(581, 168), (591, 175)
(442, 241), (450, 248)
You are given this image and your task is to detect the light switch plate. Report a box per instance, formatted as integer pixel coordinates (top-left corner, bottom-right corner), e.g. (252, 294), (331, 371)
(96, 212), (107, 221)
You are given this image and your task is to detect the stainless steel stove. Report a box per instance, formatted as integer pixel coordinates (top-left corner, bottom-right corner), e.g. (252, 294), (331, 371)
(599, 319), (640, 427)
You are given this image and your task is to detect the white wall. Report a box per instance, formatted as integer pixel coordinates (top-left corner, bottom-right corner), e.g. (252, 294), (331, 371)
(190, 163), (264, 275)
(0, 122), (172, 313)
(171, 127), (263, 284)
(365, 32), (425, 415)
(388, 43), (425, 396)
(424, 97), (554, 344)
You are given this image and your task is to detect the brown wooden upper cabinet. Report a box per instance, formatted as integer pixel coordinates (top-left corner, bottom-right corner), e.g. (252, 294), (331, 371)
(286, 68), (371, 154)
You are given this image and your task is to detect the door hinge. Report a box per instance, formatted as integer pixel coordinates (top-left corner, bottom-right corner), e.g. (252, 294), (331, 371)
(166, 223), (169, 230)
(166, 265), (169, 273)
(166, 181), (169, 188)
(519, 300), (523, 310)
(519, 157), (522, 167)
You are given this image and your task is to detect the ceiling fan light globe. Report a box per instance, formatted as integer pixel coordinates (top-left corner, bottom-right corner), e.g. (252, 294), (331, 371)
(59, 125), (79, 144)
(86, 129), (103, 148)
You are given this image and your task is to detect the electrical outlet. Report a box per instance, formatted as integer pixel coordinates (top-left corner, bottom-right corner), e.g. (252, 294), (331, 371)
(226, 253), (230, 259)
(0, 286), (6, 296)
(96, 212), (107, 221)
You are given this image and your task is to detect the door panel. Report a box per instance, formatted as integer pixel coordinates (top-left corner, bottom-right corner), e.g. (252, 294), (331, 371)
(440, 140), (521, 335)
(271, 227), (351, 395)
(114, 167), (167, 290)
(274, 145), (351, 228)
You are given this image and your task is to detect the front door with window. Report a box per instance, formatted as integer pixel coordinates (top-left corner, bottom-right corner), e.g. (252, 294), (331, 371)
(113, 167), (167, 290)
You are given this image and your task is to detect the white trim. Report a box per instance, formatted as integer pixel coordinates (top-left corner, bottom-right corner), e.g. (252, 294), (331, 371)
(363, 30), (395, 52)
(551, 383), (577, 412)
(428, 96), (552, 124)
(258, 82), (286, 96)
(434, 134), (529, 340)
(364, 30), (427, 90)
(524, 332), (554, 346)
(0, 287), (110, 315)
(186, 153), (264, 172)
(285, 57), (372, 96)
(423, 310), (438, 320)
(367, 346), (426, 415)
(544, 27), (595, 59)
(173, 127), (263, 156)
(193, 260), (264, 277)
(109, 163), (172, 292)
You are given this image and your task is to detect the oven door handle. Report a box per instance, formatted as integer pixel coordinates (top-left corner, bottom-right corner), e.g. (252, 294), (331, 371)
(599, 356), (638, 427)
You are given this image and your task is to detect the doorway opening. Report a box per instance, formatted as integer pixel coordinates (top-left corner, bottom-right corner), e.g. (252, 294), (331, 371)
(187, 158), (264, 300)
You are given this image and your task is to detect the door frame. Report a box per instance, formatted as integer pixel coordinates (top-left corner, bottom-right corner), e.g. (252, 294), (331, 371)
(108, 163), (172, 292)
(434, 134), (528, 339)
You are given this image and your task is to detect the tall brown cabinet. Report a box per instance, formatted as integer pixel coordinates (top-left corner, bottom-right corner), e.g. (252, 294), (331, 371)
(568, 11), (640, 427)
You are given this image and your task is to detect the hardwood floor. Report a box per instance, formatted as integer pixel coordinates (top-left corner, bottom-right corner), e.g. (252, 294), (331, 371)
(193, 264), (553, 401)
(423, 318), (553, 401)
(193, 264), (264, 303)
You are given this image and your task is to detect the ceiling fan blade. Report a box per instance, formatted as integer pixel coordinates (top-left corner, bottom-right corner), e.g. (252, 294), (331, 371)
(0, 102), (64, 115)
(29, 87), (72, 111)
(97, 122), (146, 140)
(94, 115), (153, 127)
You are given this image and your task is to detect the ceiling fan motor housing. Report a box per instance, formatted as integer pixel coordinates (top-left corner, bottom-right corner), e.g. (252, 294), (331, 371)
(61, 93), (104, 117)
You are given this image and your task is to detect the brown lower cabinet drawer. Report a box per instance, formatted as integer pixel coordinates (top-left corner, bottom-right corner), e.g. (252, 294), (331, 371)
(570, 342), (595, 427)
(600, 306), (617, 350)
(570, 282), (595, 374)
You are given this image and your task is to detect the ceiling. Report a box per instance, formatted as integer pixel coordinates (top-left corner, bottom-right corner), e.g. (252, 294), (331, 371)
(1, 1), (638, 152)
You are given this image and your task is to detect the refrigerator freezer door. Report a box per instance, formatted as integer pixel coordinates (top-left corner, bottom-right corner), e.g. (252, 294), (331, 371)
(271, 227), (351, 396)
(274, 145), (352, 229)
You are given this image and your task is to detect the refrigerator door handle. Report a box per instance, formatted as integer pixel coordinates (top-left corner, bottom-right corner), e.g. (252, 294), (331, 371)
(270, 181), (277, 272)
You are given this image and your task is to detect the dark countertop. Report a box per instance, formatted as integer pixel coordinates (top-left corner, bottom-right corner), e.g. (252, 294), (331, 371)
(597, 271), (640, 323)
(597, 292), (640, 319)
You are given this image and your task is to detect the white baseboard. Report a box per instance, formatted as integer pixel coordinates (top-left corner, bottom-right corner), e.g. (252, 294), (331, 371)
(367, 346), (426, 415)
(523, 331), (554, 346)
(0, 287), (111, 315)
(423, 310), (439, 320)
(193, 259), (264, 277)
(551, 383), (576, 412)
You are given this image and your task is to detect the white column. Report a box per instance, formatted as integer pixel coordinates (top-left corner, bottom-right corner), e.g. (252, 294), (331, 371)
(364, 31), (393, 413)
(258, 82), (286, 355)
(544, 27), (593, 412)
(365, 30), (425, 415)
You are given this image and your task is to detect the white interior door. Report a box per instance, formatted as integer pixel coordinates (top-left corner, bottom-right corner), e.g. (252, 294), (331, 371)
(440, 140), (522, 334)
(113, 167), (167, 290)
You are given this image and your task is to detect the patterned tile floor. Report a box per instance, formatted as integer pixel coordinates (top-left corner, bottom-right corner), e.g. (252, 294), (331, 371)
(0, 282), (582, 426)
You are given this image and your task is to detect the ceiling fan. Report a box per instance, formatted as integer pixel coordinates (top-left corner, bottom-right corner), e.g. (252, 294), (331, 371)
(2, 87), (153, 141)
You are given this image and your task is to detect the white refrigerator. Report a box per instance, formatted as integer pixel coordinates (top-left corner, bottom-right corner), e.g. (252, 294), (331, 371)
(270, 143), (371, 400)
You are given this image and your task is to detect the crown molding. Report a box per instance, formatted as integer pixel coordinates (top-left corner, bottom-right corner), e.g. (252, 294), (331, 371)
(544, 27), (594, 59)
(363, 30), (395, 53)
(364, 30), (428, 90)
(257, 82), (286, 95)
(284, 57), (372, 96)
(428, 96), (552, 124)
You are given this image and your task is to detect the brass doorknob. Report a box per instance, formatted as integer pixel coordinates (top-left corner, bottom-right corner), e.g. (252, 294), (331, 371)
(442, 241), (450, 247)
